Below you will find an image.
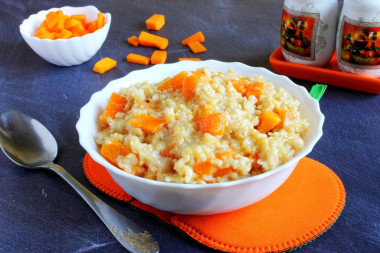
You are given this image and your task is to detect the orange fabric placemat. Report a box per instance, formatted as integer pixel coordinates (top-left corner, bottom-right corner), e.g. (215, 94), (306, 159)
(83, 153), (345, 252)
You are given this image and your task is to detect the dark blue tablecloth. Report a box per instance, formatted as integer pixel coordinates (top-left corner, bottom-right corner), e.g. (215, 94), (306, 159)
(0, 0), (379, 252)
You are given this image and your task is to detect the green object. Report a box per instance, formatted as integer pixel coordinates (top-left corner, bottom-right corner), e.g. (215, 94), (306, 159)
(310, 84), (327, 101)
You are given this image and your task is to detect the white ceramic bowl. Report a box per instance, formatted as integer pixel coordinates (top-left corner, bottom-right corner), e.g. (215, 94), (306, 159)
(76, 60), (324, 215)
(19, 6), (111, 66)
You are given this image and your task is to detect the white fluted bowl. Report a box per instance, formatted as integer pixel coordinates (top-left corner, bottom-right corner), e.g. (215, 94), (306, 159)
(76, 60), (324, 215)
(19, 6), (111, 66)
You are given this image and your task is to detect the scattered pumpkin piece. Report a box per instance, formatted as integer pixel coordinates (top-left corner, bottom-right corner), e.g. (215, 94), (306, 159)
(151, 50), (167, 64)
(129, 114), (165, 134)
(127, 35), (140, 47)
(181, 31), (205, 45)
(138, 31), (168, 50)
(100, 92), (127, 125)
(157, 71), (188, 91)
(93, 57), (117, 74)
(193, 160), (213, 176)
(100, 139), (130, 166)
(197, 113), (226, 136)
(126, 53), (150, 65)
(214, 166), (234, 177)
(257, 109), (281, 133)
(179, 58), (202, 61)
(187, 40), (207, 54)
(145, 14), (165, 31)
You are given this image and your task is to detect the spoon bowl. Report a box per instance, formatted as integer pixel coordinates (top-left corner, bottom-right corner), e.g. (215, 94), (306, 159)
(0, 109), (57, 167)
(0, 109), (159, 253)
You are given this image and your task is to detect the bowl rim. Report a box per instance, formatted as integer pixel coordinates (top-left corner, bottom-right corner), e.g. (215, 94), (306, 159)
(19, 5), (111, 41)
(76, 59), (324, 189)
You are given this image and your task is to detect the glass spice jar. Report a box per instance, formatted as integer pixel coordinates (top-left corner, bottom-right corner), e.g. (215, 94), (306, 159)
(280, 0), (339, 67)
(336, 0), (380, 78)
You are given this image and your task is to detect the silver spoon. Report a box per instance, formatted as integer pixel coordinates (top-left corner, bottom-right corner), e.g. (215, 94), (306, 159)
(0, 109), (159, 253)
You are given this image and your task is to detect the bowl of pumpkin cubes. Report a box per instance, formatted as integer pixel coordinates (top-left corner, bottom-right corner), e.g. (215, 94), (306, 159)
(19, 6), (111, 66)
(76, 60), (324, 215)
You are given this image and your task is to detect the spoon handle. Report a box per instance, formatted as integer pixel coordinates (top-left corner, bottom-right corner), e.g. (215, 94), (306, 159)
(45, 162), (159, 253)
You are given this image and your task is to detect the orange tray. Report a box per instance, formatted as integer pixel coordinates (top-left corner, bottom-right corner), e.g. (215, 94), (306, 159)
(269, 46), (380, 94)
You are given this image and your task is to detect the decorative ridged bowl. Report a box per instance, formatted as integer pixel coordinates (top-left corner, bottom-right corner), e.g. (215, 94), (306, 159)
(76, 60), (325, 215)
(19, 6), (111, 66)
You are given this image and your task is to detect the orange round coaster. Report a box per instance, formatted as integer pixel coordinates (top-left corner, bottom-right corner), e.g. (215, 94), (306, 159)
(83, 154), (346, 252)
(171, 157), (346, 252)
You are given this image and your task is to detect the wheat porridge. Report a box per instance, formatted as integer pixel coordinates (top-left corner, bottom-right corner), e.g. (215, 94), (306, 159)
(95, 68), (309, 184)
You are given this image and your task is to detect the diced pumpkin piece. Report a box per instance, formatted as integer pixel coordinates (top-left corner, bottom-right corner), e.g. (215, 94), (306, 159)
(187, 41), (207, 54)
(100, 93), (127, 125)
(55, 29), (72, 39)
(181, 31), (205, 45)
(86, 20), (97, 33)
(129, 114), (165, 134)
(182, 74), (199, 99)
(193, 160), (212, 176)
(246, 81), (265, 99)
(157, 71), (188, 91)
(71, 14), (86, 25)
(138, 31), (168, 50)
(127, 35), (140, 47)
(145, 14), (165, 31)
(231, 78), (249, 95)
(97, 12), (105, 29)
(64, 18), (82, 29)
(70, 23), (86, 36)
(34, 26), (50, 37)
(178, 58), (202, 61)
(46, 11), (60, 30)
(214, 166), (234, 177)
(51, 18), (64, 32)
(55, 10), (63, 17)
(93, 57), (117, 74)
(100, 139), (130, 166)
(126, 53), (150, 65)
(257, 109), (281, 133)
(197, 113), (226, 136)
(151, 50), (167, 64)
